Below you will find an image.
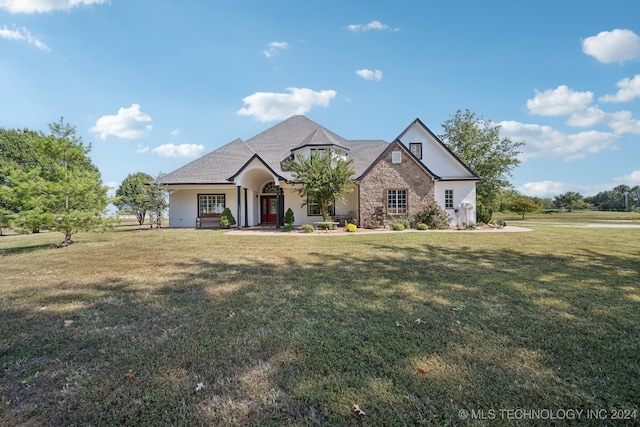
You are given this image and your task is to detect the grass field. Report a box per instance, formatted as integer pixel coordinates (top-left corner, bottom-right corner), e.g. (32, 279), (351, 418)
(1, 214), (639, 426)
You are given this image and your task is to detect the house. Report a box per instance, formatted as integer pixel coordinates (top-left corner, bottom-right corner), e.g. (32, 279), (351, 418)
(159, 115), (480, 228)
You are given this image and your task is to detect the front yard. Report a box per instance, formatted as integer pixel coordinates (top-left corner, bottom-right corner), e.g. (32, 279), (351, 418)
(1, 220), (639, 425)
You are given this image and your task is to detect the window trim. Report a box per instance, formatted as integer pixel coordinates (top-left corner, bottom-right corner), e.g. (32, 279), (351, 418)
(307, 195), (335, 217)
(409, 143), (422, 159)
(391, 150), (402, 164)
(197, 194), (226, 216)
(387, 189), (407, 215)
(445, 189), (454, 209)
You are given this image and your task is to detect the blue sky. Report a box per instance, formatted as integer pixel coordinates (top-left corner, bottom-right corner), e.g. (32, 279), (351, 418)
(2, 0), (640, 199)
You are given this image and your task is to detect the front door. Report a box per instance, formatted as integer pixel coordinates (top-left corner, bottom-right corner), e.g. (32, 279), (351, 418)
(261, 196), (277, 223)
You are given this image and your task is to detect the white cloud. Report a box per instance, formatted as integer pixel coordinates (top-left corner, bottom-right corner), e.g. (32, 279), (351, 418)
(345, 20), (398, 33)
(263, 41), (288, 58)
(526, 85), (593, 116)
(607, 110), (640, 134)
(582, 29), (640, 64)
(614, 170), (640, 185)
(170, 128), (180, 137)
(135, 144), (149, 154)
(91, 104), (152, 140)
(151, 143), (204, 158)
(499, 120), (618, 161)
(566, 106), (608, 127)
(517, 181), (570, 197)
(600, 74), (640, 102)
(356, 69), (383, 81)
(0, 25), (48, 50)
(237, 87), (337, 122)
(0, 0), (107, 13)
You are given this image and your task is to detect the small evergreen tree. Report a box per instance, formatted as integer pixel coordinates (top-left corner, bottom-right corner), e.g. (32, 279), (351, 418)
(284, 208), (295, 225)
(220, 207), (236, 228)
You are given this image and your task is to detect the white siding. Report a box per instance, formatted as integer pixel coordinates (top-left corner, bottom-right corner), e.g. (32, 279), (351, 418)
(434, 182), (477, 226)
(398, 126), (471, 178)
(167, 185), (238, 228)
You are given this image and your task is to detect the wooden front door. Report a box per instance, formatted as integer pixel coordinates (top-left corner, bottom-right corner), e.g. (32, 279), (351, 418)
(261, 196), (277, 223)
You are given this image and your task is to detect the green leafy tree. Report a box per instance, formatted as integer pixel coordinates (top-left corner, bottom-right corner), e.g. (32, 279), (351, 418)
(284, 150), (355, 222)
(508, 196), (542, 219)
(115, 172), (155, 226)
(0, 118), (110, 245)
(553, 191), (586, 211)
(439, 109), (524, 216)
(587, 185), (632, 211)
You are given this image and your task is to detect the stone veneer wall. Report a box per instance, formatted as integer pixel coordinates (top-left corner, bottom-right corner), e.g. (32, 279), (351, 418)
(358, 142), (435, 227)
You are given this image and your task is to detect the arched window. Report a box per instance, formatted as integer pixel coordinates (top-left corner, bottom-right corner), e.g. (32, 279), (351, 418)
(261, 182), (277, 194)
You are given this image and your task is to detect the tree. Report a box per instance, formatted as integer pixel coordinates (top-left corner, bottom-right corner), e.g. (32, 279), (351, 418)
(508, 197), (542, 219)
(284, 150), (355, 222)
(147, 173), (168, 228)
(115, 172), (155, 226)
(553, 192), (586, 211)
(439, 109), (524, 216)
(0, 118), (110, 245)
(587, 185), (632, 211)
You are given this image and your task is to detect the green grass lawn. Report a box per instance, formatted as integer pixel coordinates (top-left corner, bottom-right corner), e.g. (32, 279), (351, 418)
(1, 218), (639, 426)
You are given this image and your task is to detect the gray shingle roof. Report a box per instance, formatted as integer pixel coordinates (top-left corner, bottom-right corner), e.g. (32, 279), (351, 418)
(160, 115), (389, 184)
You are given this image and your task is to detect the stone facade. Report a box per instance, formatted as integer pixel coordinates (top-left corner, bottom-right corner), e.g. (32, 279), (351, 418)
(358, 142), (435, 227)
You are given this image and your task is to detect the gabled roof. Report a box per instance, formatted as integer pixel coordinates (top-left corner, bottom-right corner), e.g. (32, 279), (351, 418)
(160, 115), (388, 185)
(394, 118), (481, 180)
(357, 139), (442, 180)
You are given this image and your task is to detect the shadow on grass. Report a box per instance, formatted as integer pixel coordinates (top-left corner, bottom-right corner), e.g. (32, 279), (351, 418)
(1, 236), (639, 426)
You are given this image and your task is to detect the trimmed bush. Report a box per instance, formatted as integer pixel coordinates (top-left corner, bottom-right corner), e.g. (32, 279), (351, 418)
(417, 223), (428, 230)
(301, 224), (314, 233)
(392, 222), (405, 231)
(220, 207), (236, 228)
(345, 223), (357, 232)
(284, 208), (295, 226)
(282, 224), (294, 232)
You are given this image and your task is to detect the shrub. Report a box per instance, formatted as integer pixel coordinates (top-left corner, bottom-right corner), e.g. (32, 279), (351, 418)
(282, 224), (294, 232)
(284, 208), (295, 226)
(392, 222), (405, 231)
(476, 204), (493, 224)
(417, 223), (428, 230)
(345, 223), (357, 232)
(301, 224), (314, 233)
(220, 207), (236, 227)
(413, 200), (451, 229)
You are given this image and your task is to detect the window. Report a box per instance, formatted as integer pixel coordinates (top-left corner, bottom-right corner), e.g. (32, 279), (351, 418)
(261, 182), (277, 194)
(307, 195), (335, 216)
(310, 148), (327, 163)
(310, 148), (326, 157)
(392, 151), (402, 164)
(198, 194), (225, 215)
(445, 189), (454, 209)
(409, 143), (422, 159)
(387, 189), (407, 215)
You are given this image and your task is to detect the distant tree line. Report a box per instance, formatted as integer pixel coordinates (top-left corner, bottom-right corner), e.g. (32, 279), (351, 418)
(495, 184), (640, 217)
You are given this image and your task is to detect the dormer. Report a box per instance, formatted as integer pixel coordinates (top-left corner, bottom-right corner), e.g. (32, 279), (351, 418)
(290, 127), (350, 161)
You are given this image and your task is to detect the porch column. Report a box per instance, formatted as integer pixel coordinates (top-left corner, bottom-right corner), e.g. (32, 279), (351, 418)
(244, 188), (248, 227)
(275, 185), (281, 229)
(236, 185), (242, 228)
